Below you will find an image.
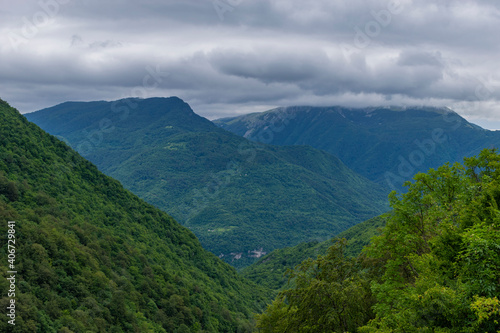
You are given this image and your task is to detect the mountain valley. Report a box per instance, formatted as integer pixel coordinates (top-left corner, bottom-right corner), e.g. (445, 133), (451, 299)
(26, 97), (388, 267)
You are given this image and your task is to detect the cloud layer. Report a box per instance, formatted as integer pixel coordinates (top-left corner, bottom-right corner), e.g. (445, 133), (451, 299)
(1, 0), (499, 126)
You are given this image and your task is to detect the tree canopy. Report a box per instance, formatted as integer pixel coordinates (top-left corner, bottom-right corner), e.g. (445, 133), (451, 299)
(0, 99), (269, 332)
(257, 148), (500, 332)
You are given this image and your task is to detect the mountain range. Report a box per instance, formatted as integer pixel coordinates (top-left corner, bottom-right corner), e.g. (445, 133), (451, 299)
(215, 106), (500, 189)
(26, 97), (388, 267)
(5, 95), (499, 331)
(0, 98), (270, 332)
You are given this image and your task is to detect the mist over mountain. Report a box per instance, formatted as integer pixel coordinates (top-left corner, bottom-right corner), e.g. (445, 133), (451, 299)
(26, 97), (387, 267)
(215, 106), (500, 190)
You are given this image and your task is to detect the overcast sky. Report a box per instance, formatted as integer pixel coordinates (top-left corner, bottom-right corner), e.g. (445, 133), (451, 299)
(1, 0), (499, 128)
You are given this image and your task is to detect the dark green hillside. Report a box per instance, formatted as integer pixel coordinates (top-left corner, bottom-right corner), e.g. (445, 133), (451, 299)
(26, 98), (387, 267)
(241, 216), (385, 291)
(257, 149), (500, 332)
(215, 106), (500, 189)
(0, 98), (269, 332)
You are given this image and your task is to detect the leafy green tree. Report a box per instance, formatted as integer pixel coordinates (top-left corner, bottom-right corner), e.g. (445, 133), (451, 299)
(258, 149), (500, 333)
(361, 149), (500, 332)
(256, 239), (374, 332)
(0, 99), (270, 332)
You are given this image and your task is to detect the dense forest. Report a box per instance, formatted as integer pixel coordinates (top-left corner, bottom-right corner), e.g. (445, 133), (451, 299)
(3, 94), (500, 332)
(216, 106), (500, 189)
(0, 98), (270, 332)
(257, 149), (500, 332)
(26, 97), (387, 267)
(241, 216), (386, 291)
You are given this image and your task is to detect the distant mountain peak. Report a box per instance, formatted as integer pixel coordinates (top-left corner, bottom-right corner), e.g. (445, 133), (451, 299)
(215, 104), (500, 189)
(225, 106), (466, 132)
(27, 96), (216, 137)
(279, 105), (458, 113)
(26, 98), (388, 268)
(1, 98), (269, 330)
(245, 105), (462, 120)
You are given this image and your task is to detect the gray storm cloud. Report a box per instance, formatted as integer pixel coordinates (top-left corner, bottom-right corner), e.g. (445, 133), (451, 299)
(0, 0), (498, 126)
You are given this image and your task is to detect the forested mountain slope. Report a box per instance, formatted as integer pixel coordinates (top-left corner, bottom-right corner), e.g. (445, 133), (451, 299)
(216, 106), (500, 189)
(257, 149), (500, 332)
(0, 98), (269, 332)
(241, 216), (385, 291)
(26, 97), (387, 267)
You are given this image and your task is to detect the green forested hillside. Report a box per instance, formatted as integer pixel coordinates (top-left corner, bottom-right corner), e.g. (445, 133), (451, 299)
(26, 97), (387, 267)
(241, 216), (385, 291)
(257, 150), (500, 332)
(0, 98), (269, 332)
(216, 106), (500, 189)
